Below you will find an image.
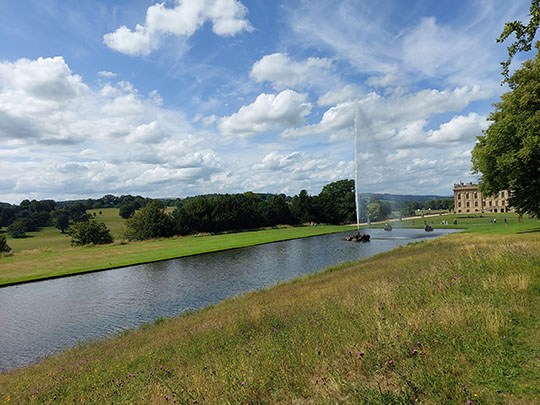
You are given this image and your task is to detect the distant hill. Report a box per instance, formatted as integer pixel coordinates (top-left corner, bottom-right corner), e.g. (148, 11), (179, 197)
(0, 202), (12, 208)
(367, 193), (452, 202)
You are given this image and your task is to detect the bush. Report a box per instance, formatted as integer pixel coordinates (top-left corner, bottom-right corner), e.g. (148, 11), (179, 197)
(68, 220), (114, 246)
(7, 219), (27, 238)
(0, 235), (11, 253)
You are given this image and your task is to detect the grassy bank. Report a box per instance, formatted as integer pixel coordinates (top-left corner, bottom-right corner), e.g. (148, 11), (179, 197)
(0, 224), (353, 286)
(1, 229), (539, 403)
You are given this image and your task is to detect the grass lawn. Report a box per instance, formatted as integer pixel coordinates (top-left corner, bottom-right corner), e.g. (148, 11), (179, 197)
(1, 220), (539, 403)
(3, 208), (126, 254)
(0, 224), (355, 286)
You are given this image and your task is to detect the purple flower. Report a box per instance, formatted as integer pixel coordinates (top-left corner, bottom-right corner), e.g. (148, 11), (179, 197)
(412, 349), (418, 355)
(358, 351), (364, 357)
(241, 382), (245, 386)
(165, 395), (169, 400)
(388, 360), (393, 365)
(417, 341), (421, 346)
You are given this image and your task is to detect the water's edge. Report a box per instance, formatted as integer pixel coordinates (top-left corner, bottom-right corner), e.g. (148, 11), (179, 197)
(0, 228), (354, 288)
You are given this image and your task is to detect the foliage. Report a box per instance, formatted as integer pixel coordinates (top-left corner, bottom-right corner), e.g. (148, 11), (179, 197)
(0, 235), (10, 253)
(498, 0), (540, 79)
(55, 213), (70, 233)
(7, 219), (27, 238)
(68, 220), (114, 246)
(125, 200), (174, 240)
(119, 202), (138, 219)
(472, 48), (540, 216)
(290, 190), (312, 223)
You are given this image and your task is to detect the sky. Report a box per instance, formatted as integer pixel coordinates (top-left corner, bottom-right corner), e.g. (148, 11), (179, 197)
(0, 0), (537, 204)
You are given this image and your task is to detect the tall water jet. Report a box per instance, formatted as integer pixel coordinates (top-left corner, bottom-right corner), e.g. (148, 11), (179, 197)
(353, 102), (370, 230)
(353, 103), (361, 232)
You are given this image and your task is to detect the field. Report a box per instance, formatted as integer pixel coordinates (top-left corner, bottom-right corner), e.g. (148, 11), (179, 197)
(1, 220), (539, 403)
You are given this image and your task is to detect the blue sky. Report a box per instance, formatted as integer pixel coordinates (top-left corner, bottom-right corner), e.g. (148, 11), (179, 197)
(0, 0), (536, 203)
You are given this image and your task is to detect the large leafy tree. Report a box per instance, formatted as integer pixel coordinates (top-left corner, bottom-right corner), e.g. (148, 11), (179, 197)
(68, 220), (114, 246)
(125, 200), (174, 240)
(498, 0), (540, 79)
(471, 47), (540, 216)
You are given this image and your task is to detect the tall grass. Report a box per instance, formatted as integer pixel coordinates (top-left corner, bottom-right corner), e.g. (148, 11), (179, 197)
(1, 231), (539, 403)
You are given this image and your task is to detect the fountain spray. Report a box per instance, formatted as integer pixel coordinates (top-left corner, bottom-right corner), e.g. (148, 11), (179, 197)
(353, 102), (361, 232)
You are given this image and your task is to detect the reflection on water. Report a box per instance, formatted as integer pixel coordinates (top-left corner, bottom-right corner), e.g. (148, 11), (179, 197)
(0, 228), (458, 371)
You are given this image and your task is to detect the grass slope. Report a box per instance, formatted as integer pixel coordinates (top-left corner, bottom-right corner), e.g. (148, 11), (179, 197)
(0, 224), (354, 286)
(1, 230), (539, 403)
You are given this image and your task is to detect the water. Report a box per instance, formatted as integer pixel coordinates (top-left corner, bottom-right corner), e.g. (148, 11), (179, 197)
(0, 228), (459, 371)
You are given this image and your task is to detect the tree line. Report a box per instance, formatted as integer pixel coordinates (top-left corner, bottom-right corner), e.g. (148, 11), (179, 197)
(0, 180), (454, 248)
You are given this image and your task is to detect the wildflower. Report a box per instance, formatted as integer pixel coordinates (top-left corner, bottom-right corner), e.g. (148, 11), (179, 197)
(388, 360), (393, 365)
(417, 341), (421, 346)
(241, 382), (245, 386)
(412, 349), (418, 355)
(165, 395), (169, 400)
(358, 351), (364, 357)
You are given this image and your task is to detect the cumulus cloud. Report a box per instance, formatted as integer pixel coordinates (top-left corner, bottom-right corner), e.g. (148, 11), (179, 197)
(250, 53), (333, 90)
(426, 113), (488, 144)
(104, 0), (253, 56)
(283, 85), (490, 141)
(219, 89), (312, 137)
(126, 121), (165, 144)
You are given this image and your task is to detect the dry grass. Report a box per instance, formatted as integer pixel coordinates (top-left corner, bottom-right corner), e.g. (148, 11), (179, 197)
(1, 231), (539, 403)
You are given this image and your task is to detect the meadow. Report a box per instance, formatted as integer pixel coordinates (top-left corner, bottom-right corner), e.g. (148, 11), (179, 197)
(0, 218), (539, 403)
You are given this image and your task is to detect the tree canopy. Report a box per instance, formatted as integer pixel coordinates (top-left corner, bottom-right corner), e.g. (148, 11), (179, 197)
(498, 0), (540, 79)
(68, 220), (114, 246)
(471, 47), (540, 216)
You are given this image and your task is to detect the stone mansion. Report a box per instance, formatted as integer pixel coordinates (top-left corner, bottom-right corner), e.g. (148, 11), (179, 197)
(453, 182), (513, 214)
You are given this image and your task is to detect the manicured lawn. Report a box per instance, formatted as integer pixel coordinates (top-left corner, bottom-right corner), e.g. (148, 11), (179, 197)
(3, 208), (126, 253)
(0, 224), (355, 286)
(1, 226), (538, 403)
(379, 212), (540, 234)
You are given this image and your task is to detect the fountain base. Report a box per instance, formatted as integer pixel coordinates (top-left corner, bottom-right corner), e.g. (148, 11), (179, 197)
(343, 233), (370, 242)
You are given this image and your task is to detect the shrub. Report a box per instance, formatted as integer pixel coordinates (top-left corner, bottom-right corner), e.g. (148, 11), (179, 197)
(68, 220), (114, 246)
(0, 234), (11, 253)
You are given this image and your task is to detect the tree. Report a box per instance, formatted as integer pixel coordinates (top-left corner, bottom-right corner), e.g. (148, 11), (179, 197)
(68, 220), (114, 246)
(55, 213), (70, 233)
(0, 235), (11, 253)
(7, 219), (27, 238)
(498, 0), (540, 79)
(290, 190), (312, 223)
(119, 203), (137, 219)
(125, 200), (174, 240)
(471, 48), (540, 216)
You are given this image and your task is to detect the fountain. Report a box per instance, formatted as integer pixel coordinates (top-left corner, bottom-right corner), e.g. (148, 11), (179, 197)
(344, 102), (370, 242)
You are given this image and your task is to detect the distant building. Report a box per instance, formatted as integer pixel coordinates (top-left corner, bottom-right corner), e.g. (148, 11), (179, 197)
(453, 182), (513, 214)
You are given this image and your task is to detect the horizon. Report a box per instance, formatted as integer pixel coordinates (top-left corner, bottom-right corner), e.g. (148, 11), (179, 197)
(1, 0), (538, 204)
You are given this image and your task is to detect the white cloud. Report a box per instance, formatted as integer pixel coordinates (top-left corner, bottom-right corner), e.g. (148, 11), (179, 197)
(318, 84), (361, 106)
(366, 73), (407, 88)
(104, 0), (253, 56)
(283, 85), (489, 141)
(426, 113), (488, 144)
(126, 121), (165, 144)
(250, 53), (333, 90)
(219, 89), (312, 137)
(98, 71), (118, 78)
